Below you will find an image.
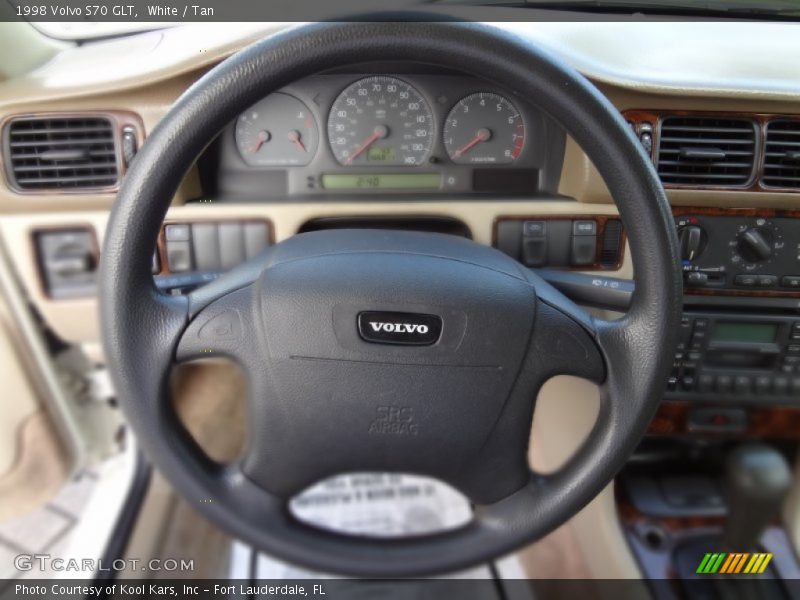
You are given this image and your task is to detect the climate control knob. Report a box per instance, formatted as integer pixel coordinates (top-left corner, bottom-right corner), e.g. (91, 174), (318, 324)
(737, 227), (773, 263)
(678, 225), (706, 261)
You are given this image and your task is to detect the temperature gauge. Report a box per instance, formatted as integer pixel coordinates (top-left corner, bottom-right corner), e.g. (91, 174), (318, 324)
(235, 93), (318, 166)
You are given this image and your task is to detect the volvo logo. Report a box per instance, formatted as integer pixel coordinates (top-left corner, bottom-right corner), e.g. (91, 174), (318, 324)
(358, 311), (442, 346)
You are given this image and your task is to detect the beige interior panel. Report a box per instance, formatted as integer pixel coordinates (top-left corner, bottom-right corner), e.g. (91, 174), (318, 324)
(0, 297), (40, 476)
(518, 375), (642, 580)
(0, 23), (798, 217)
(0, 411), (69, 521)
(170, 360), (246, 465)
(0, 199), (628, 345)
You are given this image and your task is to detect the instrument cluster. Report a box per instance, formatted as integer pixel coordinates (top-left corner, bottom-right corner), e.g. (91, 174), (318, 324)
(214, 72), (562, 198)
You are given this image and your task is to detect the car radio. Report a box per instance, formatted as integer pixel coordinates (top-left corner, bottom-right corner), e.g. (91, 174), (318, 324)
(666, 312), (800, 404)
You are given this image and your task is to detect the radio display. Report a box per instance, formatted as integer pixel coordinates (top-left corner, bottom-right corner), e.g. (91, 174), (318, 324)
(711, 322), (778, 344)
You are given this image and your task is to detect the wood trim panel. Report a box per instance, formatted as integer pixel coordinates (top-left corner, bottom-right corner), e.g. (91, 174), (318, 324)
(492, 214), (626, 271)
(648, 401), (800, 440)
(672, 205), (800, 299)
(623, 109), (800, 194)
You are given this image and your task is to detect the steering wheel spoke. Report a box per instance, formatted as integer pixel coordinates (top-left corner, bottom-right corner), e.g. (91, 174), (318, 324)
(176, 284), (260, 365)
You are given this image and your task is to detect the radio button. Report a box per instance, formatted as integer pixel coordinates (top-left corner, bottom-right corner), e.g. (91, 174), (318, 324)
(734, 376), (751, 395)
(681, 375), (696, 391)
(716, 375), (733, 393)
(791, 378), (800, 396)
(754, 376), (771, 395)
(698, 374), (714, 393)
(774, 377), (789, 396)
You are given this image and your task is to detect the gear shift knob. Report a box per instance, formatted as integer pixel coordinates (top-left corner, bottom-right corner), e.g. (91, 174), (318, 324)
(723, 444), (792, 552)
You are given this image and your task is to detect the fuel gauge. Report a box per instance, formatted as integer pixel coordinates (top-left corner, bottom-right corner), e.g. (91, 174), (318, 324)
(235, 93), (318, 166)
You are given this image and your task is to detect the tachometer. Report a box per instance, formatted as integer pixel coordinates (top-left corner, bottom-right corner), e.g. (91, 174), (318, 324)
(443, 93), (524, 164)
(327, 76), (434, 166)
(235, 93), (318, 166)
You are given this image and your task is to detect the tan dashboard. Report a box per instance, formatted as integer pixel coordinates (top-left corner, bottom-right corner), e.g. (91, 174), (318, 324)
(0, 22), (799, 351)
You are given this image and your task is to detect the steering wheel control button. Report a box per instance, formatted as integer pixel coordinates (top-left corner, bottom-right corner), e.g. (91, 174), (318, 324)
(198, 311), (243, 343)
(357, 311), (442, 346)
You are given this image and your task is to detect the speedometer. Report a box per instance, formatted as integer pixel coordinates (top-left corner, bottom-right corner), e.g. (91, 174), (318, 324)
(327, 76), (434, 166)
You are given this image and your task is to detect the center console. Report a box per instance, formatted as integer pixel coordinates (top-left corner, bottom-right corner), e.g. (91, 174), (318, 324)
(621, 207), (800, 597)
(668, 207), (800, 409)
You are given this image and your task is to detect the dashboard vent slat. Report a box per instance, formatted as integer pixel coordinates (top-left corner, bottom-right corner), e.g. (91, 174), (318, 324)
(4, 116), (119, 191)
(600, 219), (623, 268)
(656, 116), (757, 186)
(762, 120), (800, 189)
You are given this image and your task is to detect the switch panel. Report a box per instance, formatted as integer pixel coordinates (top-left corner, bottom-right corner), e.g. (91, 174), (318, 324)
(495, 216), (624, 271)
(35, 228), (98, 298)
(155, 219), (272, 294)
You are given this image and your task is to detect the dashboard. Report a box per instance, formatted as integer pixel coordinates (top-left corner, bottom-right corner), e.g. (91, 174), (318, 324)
(208, 70), (565, 199)
(2, 19), (800, 585)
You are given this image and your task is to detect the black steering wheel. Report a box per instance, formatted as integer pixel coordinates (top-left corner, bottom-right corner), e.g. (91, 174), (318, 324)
(100, 21), (681, 577)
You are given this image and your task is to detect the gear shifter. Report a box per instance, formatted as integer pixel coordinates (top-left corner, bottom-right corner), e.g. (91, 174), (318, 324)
(722, 444), (792, 552)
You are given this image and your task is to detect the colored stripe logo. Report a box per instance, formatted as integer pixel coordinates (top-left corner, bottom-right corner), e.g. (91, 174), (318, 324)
(696, 553), (773, 574)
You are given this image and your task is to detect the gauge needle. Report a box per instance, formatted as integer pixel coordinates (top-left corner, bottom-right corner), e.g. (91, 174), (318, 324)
(250, 130), (271, 153)
(454, 128), (492, 158)
(287, 130), (307, 153)
(347, 125), (388, 164)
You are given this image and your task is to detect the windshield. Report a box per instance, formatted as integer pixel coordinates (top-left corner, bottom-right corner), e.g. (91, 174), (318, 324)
(32, 22), (176, 40)
(29, 0), (800, 42)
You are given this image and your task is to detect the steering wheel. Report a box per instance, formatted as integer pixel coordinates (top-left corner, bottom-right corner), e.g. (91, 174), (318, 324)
(100, 21), (681, 576)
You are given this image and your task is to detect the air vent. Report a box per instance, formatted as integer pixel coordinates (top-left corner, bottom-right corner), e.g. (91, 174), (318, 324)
(762, 120), (800, 189)
(4, 116), (119, 191)
(600, 219), (623, 268)
(656, 116), (757, 186)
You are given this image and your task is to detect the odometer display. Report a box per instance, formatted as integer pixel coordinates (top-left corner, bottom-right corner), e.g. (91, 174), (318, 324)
(328, 76), (434, 166)
(443, 92), (524, 164)
(321, 173), (441, 190)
